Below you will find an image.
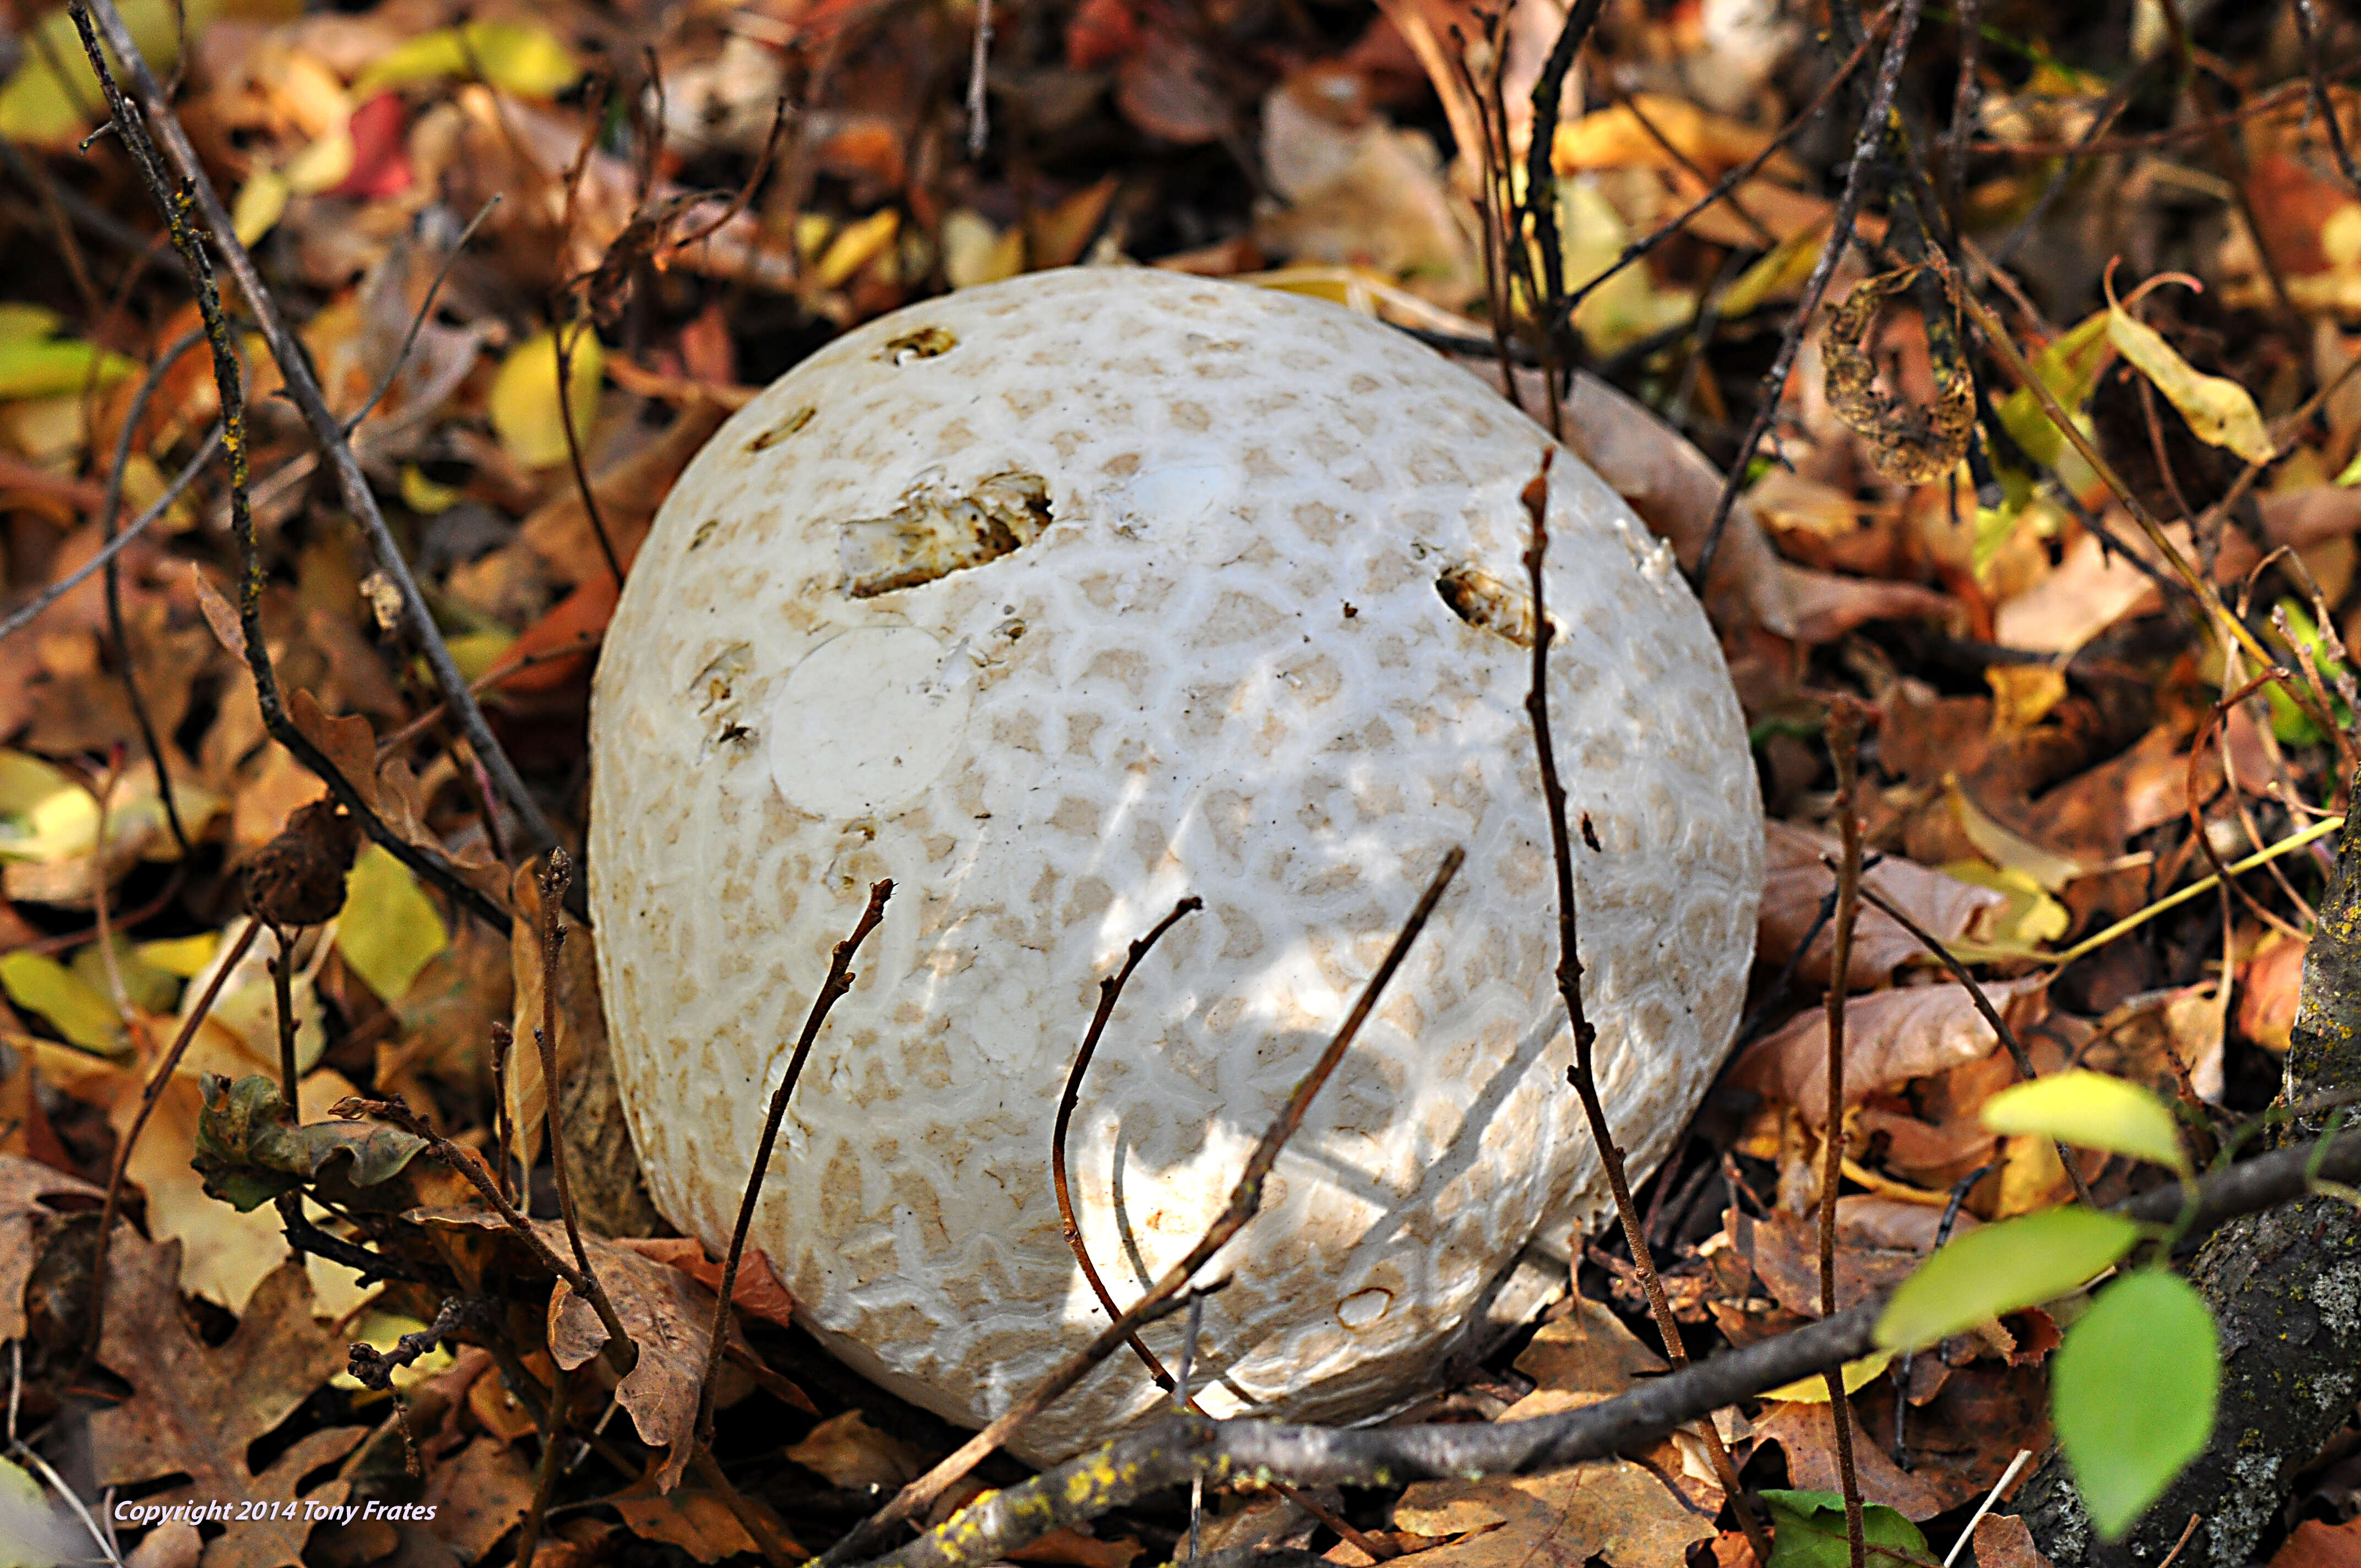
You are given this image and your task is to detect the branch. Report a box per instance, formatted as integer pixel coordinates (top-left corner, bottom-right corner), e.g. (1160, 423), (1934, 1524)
(847, 1124), (2361, 1568)
(821, 848), (1465, 1568)
(72, 0), (563, 866)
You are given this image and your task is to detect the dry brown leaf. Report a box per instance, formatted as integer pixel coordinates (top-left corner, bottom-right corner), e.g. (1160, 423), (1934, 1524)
(2271, 1516), (2361, 1567)
(2238, 933), (2306, 1054)
(1727, 1206), (1930, 1319)
(1510, 1290), (1666, 1401)
(611, 1478), (759, 1562)
(419, 1436), (535, 1560)
(1971, 1513), (2058, 1568)
(1760, 821), (2006, 988)
(520, 398), (731, 587)
(0, 1153), (101, 1341)
(785, 1409), (930, 1490)
(1731, 976), (2049, 1125)
(506, 864), (656, 1235)
(1389, 1458), (1715, 1568)
(545, 1235), (719, 1491)
(1551, 94), (1806, 181)
(127, 1522), (204, 1568)
(616, 1235), (798, 1330)
(287, 688), (380, 813)
(89, 1232), (366, 1568)
(1007, 1528), (1144, 1568)
(1753, 1400), (1952, 1520)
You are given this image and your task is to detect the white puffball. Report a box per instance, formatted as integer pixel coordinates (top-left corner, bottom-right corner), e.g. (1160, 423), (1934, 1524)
(589, 268), (1762, 1461)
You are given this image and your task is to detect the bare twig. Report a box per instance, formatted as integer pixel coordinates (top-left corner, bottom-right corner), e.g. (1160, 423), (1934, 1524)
(551, 315), (625, 588)
(966, 0), (993, 158)
(71, 0), (562, 867)
(842, 1125), (2361, 1568)
(1519, 455), (1769, 1565)
(79, 915), (264, 1378)
(823, 847), (1466, 1568)
(692, 879), (894, 1449)
(1852, 883), (2099, 1208)
(2296, 0), (2361, 193)
(1048, 896), (1394, 1561)
(268, 923), (301, 1104)
(1691, 0), (1927, 590)
(341, 196), (501, 435)
(1817, 707), (1868, 1568)
(531, 851), (632, 1374)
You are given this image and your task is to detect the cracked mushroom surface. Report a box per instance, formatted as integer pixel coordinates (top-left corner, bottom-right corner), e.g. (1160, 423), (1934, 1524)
(588, 267), (1762, 1461)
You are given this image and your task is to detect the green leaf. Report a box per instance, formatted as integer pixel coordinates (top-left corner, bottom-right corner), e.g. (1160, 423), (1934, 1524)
(0, 0), (219, 148)
(337, 845), (449, 1003)
(192, 1072), (428, 1212)
(1982, 1070), (2190, 1175)
(2054, 1270), (2219, 1539)
(351, 20), (581, 99)
(0, 950), (123, 1054)
(1995, 309), (2110, 472)
(0, 336), (137, 401)
(1875, 1206), (2140, 1351)
(1760, 1490), (1934, 1567)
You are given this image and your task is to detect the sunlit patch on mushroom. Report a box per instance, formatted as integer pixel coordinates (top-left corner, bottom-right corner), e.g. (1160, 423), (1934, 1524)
(1337, 1287), (1394, 1329)
(840, 470), (1054, 597)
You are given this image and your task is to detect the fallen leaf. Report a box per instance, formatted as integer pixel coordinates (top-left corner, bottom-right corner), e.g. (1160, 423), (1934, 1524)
(1552, 93), (1806, 181)
(1732, 977), (2049, 1126)
(1760, 821), (2006, 988)
(2237, 934), (2305, 1054)
(1973, 1513), (2058, 1568)
(89, 1233), (367, 1566)
(419, 1436), (535, 1561)
(616, 1237), (798, 1330)
(2109, 295), (2274, 465)
(0, 1154), (102, 1341)
(520, 398), (731, 586)
(785, 1410), (929, 1490)
(1389, 1458), (1715, 1568)
(2271, 1516), (2361, 1567)
(490, 329), (605, 470)
(611, 1480), (757, 1563)
(1511, 1290), (1666, 1401)
(352, 21), (581, 99)
(544, 1237), (718, 1491)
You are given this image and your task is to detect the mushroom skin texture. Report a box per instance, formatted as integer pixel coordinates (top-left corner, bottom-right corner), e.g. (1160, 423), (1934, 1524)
(589, 268), (1762, 1461)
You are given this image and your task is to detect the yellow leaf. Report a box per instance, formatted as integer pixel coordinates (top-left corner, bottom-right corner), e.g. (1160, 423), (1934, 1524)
(2107, 300), (2273, 466)
(1758, 1350), (1894, 1403)
(351, 20), (580, 99)
(813, 210), (902, 290)
(136, 930), (220, 978)
(0, 335), (135, 401)
(0, 752), (99, 864)
(283, 124), (355, 194)
(1946, 776), (2086, 891)
(232, 167), (291, 247)
(1997, 310), (2111, 473)
(0, 0), (219, 146)
(1720, 226), (1824, 317)
(1983, 1069), (2190, 1175)
(445, 630), (515, 681)
(489, 329), (603, 469)
(0, 304), (59, 344)
(399, 464), (461, 514)
(337, 845), (449, 1003)
(1875, 1207), (2140, 1351)
(0, 950), (124, 1054)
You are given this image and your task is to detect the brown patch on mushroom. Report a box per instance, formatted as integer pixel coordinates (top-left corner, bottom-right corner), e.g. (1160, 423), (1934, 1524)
(1435, 563), (1542, 646)
(880, 326), (958, 363)
(747, 405), (817, 452)
(840, 470), (1054, 597)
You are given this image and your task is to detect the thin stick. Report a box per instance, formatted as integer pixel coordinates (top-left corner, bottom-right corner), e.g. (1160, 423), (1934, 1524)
(966, 0), (993, 157)
(822, 847), (1465, 1568)
(515, 1360), (569, 1568)
(1817, 708), (1869, 1568)
(532, 851), (630, 1370)
(340, 195), (502, 434)
(1852, 883), (2099, 1208)
(1048, 898), (1395, 1561)
(1519, 456), (1770, 1567)
(2156, 1512), (2204, 1568)
(79, 915), (263, 1379)
(1939, 1449), (2032, 1568)
(269, 922), (301, 1104)
(692, 879), (893, 1449)
(551, 314), (625, 589)
(0, 421), (220, 646)
(1691, 0), (1927, 590)
(73, 0), (562, 865)
(1052, 895), (1204, 1386)
(2296, 0), (2361, 193)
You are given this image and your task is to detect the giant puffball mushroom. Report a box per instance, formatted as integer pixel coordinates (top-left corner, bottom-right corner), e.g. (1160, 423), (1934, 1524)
(589, 268), (1763, 1462)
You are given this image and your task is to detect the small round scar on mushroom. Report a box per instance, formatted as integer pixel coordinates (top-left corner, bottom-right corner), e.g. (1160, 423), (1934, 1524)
(589, 267), (1764, 1462)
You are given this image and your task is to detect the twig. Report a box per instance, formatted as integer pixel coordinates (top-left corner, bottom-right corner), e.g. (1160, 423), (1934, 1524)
(0, 421), (219, 648)
(2155, 1513), (2204, 1568)
(1052, 895), (1204, 1386)
(341, 196), (501, 434)
(842, 1124), (2361, 1568)
(63, 0), (516, 935)
(532, 851), (632, 1374)
(1522, 0), (1608, 325)
(822, 847), (1465, 1568)
(78, 915), (264, 1380)
(1852, 883), (2099, 1208)
(1816, 706), (1869, 1568)
(1938, 1450), (2031, 1568)
(72, 0), (562, 865)
(516, 1359), (570, 1568)
(966, 0), (993, 158)
(551, 315), (625, 589)
(2295, 0), (2361, 193)
(1894, 1162), (1994, 1464)
(692, 879), (893, 1449)
(1048, 897), (1393, 1561)
(269, 922), (301, 1104)
(1519, 456), (1769, 1567)
(1690, 0), (1927, 591)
